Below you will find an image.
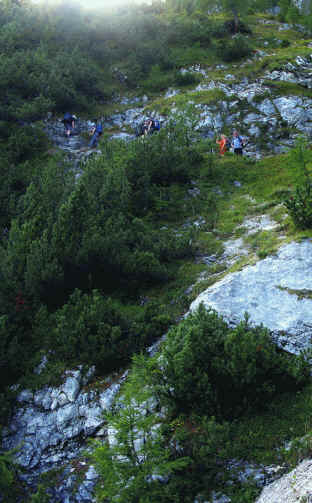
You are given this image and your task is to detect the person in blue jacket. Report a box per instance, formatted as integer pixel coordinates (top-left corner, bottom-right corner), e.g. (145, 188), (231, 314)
(89, 120), (103, 148)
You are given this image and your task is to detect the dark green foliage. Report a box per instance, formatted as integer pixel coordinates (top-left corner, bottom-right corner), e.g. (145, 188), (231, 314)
(284, 178), (312, 228)
(216, 35), (253, 62)
(0, 117), (202, 387)
(151, 306), (310, 419)
(92, 296), (311, 503)
(281, 38), (291, 48)
(284, 139), (312, 229)
(174, 71), (200, 87)
(40, 290), (170, 374)
(222, 19), (252, 35)
(0, 448), (20, 502)
(0, 1), (105, 128)
(144, 64), (174, 92)
(29, 485), (50, 503)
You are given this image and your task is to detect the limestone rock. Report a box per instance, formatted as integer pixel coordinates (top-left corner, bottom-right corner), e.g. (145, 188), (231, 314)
(2, 368), (125, 476)
(256, 98), (276, 116)
(190, 240), (312, 354)
(256, 458), (312, 502)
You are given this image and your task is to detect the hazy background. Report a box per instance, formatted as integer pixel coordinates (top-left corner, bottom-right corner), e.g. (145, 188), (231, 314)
(32, 0), (153, 10)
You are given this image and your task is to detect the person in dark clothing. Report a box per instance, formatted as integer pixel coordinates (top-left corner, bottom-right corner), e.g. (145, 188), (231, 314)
(63, 113), (76, 137)
(89, 120), (103, 148)
(137, 118), (160, 137)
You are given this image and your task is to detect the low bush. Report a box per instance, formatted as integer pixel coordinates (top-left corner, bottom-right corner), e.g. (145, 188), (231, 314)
(284, 177), (312, 228)
(42, 290), (171, 374)
(284, 138), (312, 229)
(150, 305), (310, 419)
(216, 35), (253, 62)
(174, 71), (199, 87)
(144, 65), (174, 92)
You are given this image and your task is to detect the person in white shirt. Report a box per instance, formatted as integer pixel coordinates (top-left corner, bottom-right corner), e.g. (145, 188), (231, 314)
(231, 130), (244, 155)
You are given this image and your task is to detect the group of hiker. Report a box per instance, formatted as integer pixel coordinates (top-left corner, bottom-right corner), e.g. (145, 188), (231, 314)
(136, 117), (161, 137)
(216, 130), (246, 156)
(62, 113), (160, 147)
(62, 113), (103, 148)
(62, 113), (246, 155)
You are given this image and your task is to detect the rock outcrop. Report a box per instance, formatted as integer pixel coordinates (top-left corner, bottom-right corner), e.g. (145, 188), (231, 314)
(256, 458), (312, 502)
(2, 367), (126, 497)
(191, 240), (312, 355)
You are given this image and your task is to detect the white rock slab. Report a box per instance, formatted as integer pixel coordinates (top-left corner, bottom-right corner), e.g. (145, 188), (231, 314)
(256, 459), (312, 503)
(238, 215), (279, 235)
(190, 240), (312, 354)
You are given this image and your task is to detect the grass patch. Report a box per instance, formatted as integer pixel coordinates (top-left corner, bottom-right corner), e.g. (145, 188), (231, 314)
(263, 80), (312, 98)
(229, 382), (312, 467)
(276, 286), (312, 300)
(244, 230), (280, 258)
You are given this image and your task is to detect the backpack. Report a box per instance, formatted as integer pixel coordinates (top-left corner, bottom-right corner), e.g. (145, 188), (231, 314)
(96, 123), (103, 135)
(153, 119), (160, 131)
(63, 112), (72, 122)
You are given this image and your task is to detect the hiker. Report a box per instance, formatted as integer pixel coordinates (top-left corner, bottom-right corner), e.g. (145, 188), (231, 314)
(142, 118), (153, 136)
(216, 134), (228, 156)
(231, 130), (245, 155)
(138, 118), (161, 137)
(89, 120), (103, 148)
(63, 112), (76, 137)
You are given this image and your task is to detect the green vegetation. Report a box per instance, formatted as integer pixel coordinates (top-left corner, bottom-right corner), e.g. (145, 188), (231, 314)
(284, 139), (312, 229)
(3, 0), (312, 501)
(92, 307), (310, 502)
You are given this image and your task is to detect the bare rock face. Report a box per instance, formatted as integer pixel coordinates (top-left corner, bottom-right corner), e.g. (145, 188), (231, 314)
(2, 368), (124, 478)
(256, 459), (312, 502)
(190, 240), (312, 355)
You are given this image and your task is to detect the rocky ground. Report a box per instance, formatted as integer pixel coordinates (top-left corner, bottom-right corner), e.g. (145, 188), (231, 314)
(45, 51), (312, 164)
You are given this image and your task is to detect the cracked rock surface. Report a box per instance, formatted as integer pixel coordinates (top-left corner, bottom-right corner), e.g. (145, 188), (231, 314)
(191, 240), (312, 354)
(256, 458), (312, 503)
(2, 368), (124, 479)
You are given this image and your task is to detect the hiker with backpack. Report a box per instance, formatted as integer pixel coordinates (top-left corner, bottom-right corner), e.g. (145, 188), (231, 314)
(143, 118), (153, 136)
(231, 130), (245, 155)
(137, 118), (161, 137)
(216, 134), (228, 156)
(89, 120), (103, 148)
(63, 112), (76, 137)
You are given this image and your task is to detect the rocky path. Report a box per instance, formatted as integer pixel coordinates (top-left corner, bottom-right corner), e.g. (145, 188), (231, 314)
(45, 119), (88, 153)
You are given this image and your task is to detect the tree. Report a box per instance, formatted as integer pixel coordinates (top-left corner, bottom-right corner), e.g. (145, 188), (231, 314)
(92, 377), (189, 503)
(221, 0), (250, 32)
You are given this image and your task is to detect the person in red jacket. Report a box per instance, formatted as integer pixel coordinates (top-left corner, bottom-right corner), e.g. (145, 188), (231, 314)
(216, 134), (227, 156)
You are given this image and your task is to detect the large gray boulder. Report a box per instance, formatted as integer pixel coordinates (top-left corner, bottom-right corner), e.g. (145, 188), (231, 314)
(190, 240), (312, 355)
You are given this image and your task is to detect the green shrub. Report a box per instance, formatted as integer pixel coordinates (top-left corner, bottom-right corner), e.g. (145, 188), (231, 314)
(144, 65), (174, 92)
(216, 35), (253, 62)
(36, 291), (172, 374)
(151, 306), (310, 419)
(174, 71), (199, 87)
(0, 449), (19, 502)
(284, 138), (312, 229)
(284, 177), (312, 229)
(281, 39), (290, 48)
